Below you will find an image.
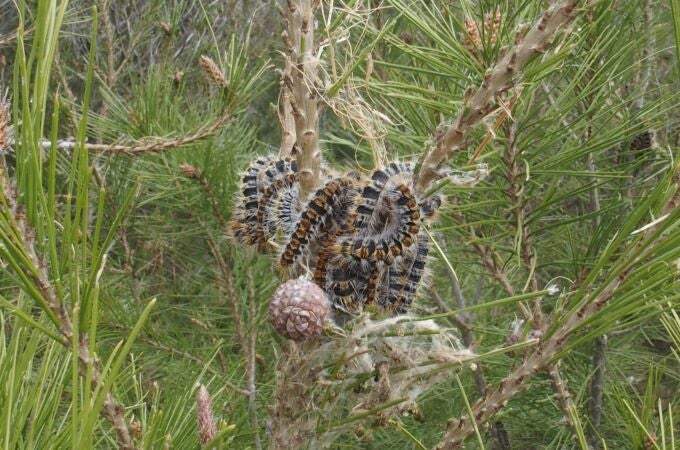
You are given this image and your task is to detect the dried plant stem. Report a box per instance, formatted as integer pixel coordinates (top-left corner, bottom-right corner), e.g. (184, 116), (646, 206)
(586, 142), (606, 447)
(284, 0), (323, 198)
(15, 108), (234, 155)
(415, 0), (581, 194)
(587, 334), (607, 446)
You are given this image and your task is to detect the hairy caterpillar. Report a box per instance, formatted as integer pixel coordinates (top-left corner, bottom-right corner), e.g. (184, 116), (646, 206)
(230, 155), (443, 316)
(257, 158), (298, 243)
(383, 231), (430, 313)
(278, 175), (362, 268)
(337, 166), (420, 266)
(266, 186), (301, 238)
(230, 156), (273, 248)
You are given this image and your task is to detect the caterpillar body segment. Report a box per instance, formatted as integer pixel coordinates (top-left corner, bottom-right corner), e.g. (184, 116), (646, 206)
(278, 175), (362, 269)
(326, 256), (370, 313)
(230, 156), (274, 247)
(384, 232), (430, 313)
(270, 187), (301, 237)
(231, 156), (441, 316)
(257, 159), (298, 242)
(338, 178), (421, 266)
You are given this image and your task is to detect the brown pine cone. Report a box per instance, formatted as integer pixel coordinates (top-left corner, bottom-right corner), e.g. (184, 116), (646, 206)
(269, 278), (330, 341)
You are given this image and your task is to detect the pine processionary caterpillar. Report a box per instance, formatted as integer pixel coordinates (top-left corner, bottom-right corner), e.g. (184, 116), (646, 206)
(338, 177), (420, 266)
(383, 231), (430, 313)
(230, 156), (273, 247)
(257, 158), (298, 243)
(266, 186), (301, 238)
(278, 175), (361, 268)
(229, 155), (442, 316)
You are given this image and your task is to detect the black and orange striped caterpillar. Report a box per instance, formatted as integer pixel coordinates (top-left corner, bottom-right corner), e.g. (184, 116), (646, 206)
(230, 155), (442, 315)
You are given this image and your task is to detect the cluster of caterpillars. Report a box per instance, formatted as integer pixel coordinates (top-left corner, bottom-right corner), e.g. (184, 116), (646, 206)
(230, 155), (442, 315)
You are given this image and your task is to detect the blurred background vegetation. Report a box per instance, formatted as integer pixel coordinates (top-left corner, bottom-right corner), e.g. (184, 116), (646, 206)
(0, 0), (679, 448)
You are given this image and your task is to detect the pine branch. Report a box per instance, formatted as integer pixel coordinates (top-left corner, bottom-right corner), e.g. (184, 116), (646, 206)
(11, 107), (234, 156)
(415, 0), (582, 194)
(433, 189), (679, 449)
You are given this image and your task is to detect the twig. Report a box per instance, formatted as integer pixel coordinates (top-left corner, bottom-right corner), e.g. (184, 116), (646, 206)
(0, 28), (33, 46)
(178, 164), (230, 234)
(416, 0), (582, 194)
(178, 164), (248, 355)
(434, 272), (622, 449)
(587, 334), (607, 446)
(504, 123), (582, 438)
(430, 283), (511, 450)
(10, 108), (234, 156)
(433, 183), (679, 449)
(586, 131), (607, 448)
(106, 322), (250, 396)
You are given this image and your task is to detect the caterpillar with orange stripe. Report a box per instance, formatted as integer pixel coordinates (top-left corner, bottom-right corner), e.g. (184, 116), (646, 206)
(279, 174), (362, 269)
(383, 231), (430, 313)
(336, 163), (420, 267)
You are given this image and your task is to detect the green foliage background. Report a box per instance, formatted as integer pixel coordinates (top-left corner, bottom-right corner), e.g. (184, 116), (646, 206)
(0, 0), (679, 449)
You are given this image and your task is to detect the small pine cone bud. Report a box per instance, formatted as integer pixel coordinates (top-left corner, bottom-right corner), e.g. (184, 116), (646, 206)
(179, 163), (200, 178)
(196, 385), (217, 446)
(269, 277), (330, 341)
(199, 55), (228, 89)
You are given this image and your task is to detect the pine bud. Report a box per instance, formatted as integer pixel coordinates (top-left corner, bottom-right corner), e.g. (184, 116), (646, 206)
(269, 277), (330, 341)
(199, 56), (228, 89)
(196, 385), (217, 446)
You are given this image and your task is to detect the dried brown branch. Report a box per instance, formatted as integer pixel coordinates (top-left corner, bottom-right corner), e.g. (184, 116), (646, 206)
(415, 0), (582, 194)
(15, 107), (234, 156)
(283, 0), (323, 198)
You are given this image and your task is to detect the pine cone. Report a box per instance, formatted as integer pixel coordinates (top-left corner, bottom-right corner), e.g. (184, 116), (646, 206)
(269, 278), (330, 341)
